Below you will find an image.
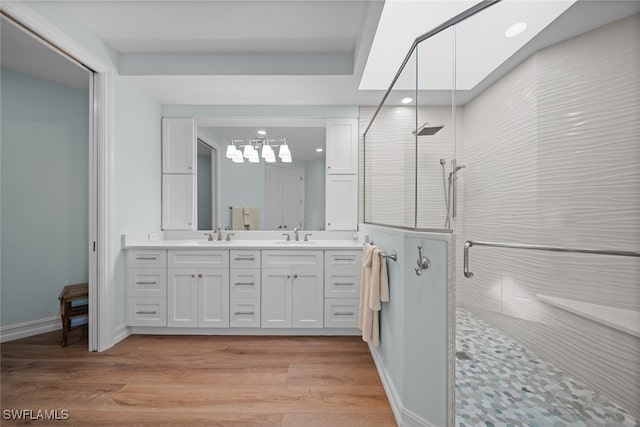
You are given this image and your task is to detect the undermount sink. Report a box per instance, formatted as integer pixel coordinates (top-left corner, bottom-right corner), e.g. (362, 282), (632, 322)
(275, 240), (317, 244)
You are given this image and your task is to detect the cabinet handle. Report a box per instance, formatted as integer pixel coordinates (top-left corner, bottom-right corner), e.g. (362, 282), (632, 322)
(334, 258), (354, 262)
(293, 274), (298, 279)
(135, 281), (157, 285)
(334, 312), (354, 316)
(234, 311), (255, 315)
(234, 282), (255, 286)
(234, 257), (255, 261)
(198, 273), (203, 278)
(334, 282), (354, 286)
(135, 257), (157, 260)
(136, 310), (157, 315)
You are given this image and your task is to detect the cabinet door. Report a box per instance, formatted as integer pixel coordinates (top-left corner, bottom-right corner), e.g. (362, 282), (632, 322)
(198, 269), (229, 327)
(167, 269), (198, 327)
(326, 118), (358, 174)
(162, 117), (196, 174)
(261, 269), (292, 328)
(162, 174), (196, 230)
(292, 269), (324, 328)
(325, 174), (357, 230)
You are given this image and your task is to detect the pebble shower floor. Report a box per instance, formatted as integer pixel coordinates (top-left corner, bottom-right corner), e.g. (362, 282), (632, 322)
(455, 309), (639, 427)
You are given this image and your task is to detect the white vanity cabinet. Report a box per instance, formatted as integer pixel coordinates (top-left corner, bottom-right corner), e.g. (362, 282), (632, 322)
(324, 250), (362, 328)
(126, 249), (168, 326)
(167, 250), (229, 327)
(261, 250), (324, 328)
(230, 250), (261, 327)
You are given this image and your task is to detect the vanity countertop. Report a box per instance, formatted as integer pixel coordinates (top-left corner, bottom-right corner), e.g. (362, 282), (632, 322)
(123, 239), (363, 250)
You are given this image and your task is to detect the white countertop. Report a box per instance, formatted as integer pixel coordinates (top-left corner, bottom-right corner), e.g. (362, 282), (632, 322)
(123, 239), (363, 250)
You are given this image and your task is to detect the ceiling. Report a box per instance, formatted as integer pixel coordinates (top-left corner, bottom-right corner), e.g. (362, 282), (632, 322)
(1, 15), (90, 90)
(4, 1), (639, 106)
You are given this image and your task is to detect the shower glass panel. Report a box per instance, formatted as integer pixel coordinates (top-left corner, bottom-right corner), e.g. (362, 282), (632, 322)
(415, 26), (457, 231)
(362, 49), (418, 228)
(454, 2), (640, 425)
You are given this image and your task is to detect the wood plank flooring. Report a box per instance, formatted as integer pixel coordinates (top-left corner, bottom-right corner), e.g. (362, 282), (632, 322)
(1, 331), (396, 426)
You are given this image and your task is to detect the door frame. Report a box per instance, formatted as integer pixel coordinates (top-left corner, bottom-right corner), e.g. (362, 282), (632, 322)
(2, 3), (113, 351)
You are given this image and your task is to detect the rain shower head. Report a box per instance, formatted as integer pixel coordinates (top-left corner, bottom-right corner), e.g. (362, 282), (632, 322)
(413, 123), (444, 136)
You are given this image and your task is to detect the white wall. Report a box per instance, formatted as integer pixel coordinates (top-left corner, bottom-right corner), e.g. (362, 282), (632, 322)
(1, 69), (89, 326)
(459, 14), (640, 418)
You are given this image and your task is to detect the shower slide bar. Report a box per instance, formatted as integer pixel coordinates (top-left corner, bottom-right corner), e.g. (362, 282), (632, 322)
(464, 240), (640, 278)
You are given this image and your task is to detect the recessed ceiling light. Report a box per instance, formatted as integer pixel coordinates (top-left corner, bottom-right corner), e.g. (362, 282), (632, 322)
(257, 130), (266, 135)
(401, 97), (413, 104)
(505, 22), (527, 38)
(316, 148), (323, 153)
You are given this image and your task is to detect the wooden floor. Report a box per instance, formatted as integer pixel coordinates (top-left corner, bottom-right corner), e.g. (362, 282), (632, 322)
(1, 329), (396, 426)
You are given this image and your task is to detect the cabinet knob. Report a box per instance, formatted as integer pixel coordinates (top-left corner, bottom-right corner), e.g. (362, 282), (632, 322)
(287, 275), (291, 279)
(191, 274), (196, 278)
(328, 222), (331, 226)
(188, 166), (192, 170)
(293, 274), (298, 279)
(328, 166), (331, 169)
(198, 273), (203, 278)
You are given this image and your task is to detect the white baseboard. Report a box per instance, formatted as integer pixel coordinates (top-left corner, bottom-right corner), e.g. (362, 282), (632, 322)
(0, 316), (60, 343)
(113, 323), (131, 346)
(368, 344), (434, 427)
(368, 344), (403, 426)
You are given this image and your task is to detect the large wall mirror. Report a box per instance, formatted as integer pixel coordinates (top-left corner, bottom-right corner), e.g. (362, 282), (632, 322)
(196, 118), (326, 231)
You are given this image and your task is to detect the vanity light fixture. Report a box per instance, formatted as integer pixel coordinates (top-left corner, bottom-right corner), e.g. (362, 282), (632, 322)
(226, 135), (290, 164)
(401, 97), (413, 104)
(505, 22), (527, 38)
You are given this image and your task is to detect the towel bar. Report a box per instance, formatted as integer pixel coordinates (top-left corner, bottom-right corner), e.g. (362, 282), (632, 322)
(364, 240), (398, 262)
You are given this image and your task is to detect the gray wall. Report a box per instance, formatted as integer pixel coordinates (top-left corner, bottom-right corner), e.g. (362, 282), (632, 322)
(1, 69), (89, 325)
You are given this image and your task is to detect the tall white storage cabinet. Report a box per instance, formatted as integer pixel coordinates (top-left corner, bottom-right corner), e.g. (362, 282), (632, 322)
(325, 118), (358, 230)
(162, 117), (197, 230)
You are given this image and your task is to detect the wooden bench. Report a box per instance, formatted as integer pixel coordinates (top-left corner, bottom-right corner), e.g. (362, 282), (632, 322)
(59, 283), (88, 347)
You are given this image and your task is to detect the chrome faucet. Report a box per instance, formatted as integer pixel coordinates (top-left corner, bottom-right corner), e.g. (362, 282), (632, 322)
(282, 233), (291, 242)
(204, 233), (214, 241)
(215, 227), (223, 241)
(293, 227), (299, 241)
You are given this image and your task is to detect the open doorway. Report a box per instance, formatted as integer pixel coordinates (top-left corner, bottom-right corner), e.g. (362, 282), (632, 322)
(1, 13), (98, 350)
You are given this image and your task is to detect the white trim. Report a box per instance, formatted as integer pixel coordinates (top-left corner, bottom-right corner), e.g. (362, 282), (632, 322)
(130, 327), (360, 336)
(368, 344), (403, 426)
(113, 323), (131, 346)
(0, 317), (60, 343)
(402, 407), (434, 427)
(1, 2), (113, 352)
(369, 344), (435, 427)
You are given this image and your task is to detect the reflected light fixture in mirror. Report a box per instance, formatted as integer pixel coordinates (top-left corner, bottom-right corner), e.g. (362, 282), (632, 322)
(225, 136), (291, 164)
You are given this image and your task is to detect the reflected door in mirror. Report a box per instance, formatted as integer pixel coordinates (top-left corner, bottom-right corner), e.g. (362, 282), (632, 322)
(265, 165), (303, 230)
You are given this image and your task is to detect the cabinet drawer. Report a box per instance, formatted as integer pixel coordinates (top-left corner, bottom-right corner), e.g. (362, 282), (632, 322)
(325, 250), (362, 268)
(325, 268), (361, 298)
(230, 250), (261, 268)
(127, 269), (167, 297)
(230, 270), (261, 298)
(128, 297), (167, 326)
(262, 250), (323, 269)
(168, 250), (229, 268)
(230, 298), (261, 328)
(127, 249), (167, 268)
(324, 299), (359, 328)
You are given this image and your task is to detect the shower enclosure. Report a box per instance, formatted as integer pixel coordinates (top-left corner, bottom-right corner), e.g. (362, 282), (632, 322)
(362, 1), (640, 425)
